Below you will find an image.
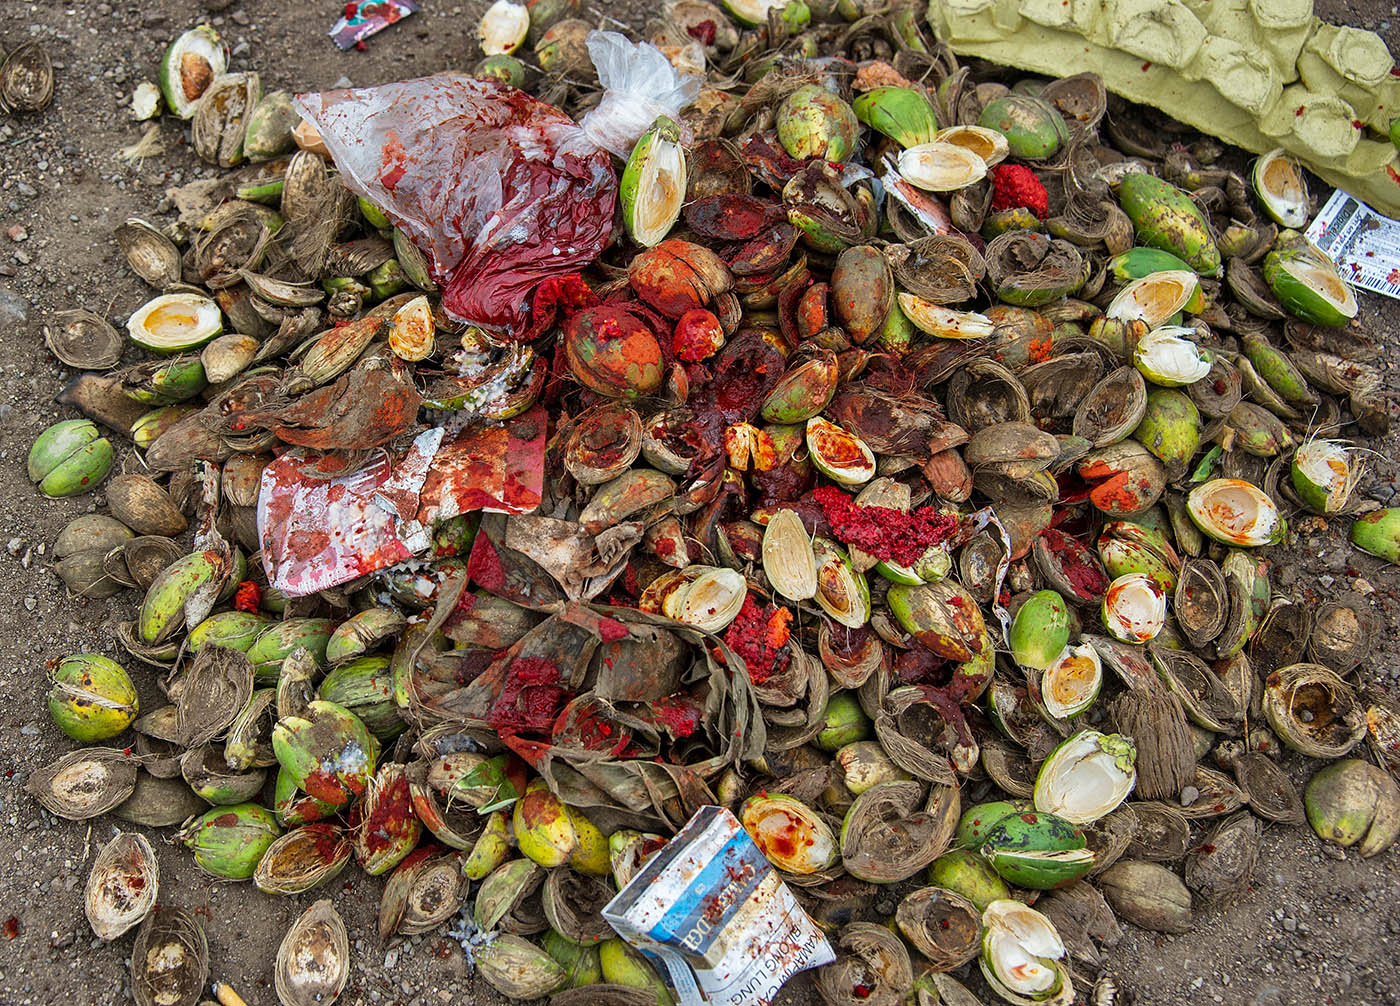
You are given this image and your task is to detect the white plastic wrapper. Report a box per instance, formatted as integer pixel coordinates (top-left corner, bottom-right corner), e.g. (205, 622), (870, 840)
(581, 31), (700, 157)
(293, 32), (697, 335)
(603, 806), (833, 1006)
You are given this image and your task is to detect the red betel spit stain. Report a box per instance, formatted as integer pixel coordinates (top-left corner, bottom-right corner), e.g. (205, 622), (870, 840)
(485, 657), (569, 735)
(687, 20), (717, 44)
(723, 596), (792, 684)
(812, 486), (959, 566)
(652, 693), (702, 738)
(466, 534), (508, 591)
(233, 580), (261, 613)
(597, 617), (628, 643)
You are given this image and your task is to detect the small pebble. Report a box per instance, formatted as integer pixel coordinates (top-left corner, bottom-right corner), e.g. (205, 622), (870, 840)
(1180, 785), (1200, 807)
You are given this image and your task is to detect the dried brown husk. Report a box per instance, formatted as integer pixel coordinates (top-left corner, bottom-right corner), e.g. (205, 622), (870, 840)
(817, 622), (884, 689)
(1186, 353), (1244, 418)
(1150, 646), (1242, 733)
(1249, 601), (1311, 677)
(815, 922), (914, 1006)
(280, 150), (354, 277)
(895, 886), (980, 971)
(550, 987), (656, 1006)
(979, 738), (1036, 798)
(1123, 801), (1191, 861)
(1109, 686), (1195, 799)
(1178, 765), (1248, 819)
(275, 899), (349, 1006)
(117, 536), (185, 591)
(192, 72), (259, 168)
(116, 218), (183, 289)
(1225, 257), (1287, 319)
(1040, 72), (1107, 133)
(1036, 880), (1122, 969)
(192, 202), (275, 287)
(1084, 804), (1138, 877)
(885, 235), (985, 304)
(1097, 860), (1192, 934)
(0, 42), (54, 113)
(1228, 752), (1304, 824)
(1073, 366), (1147, 446)
(26, 747), (138, 820)
(876, 686), (977, 784)
(115, 770), (206, 826)
(1019, 351), (1106, 423)
(130, 906), (209, 1006)
(541, 867), (616, 945)
(763, 649), (832, 752)
(946, 359), (1031, 433)
(1174, 558), (1229, 648)
(176, 646), (255, 748)
(85, 831), (159, 941)
(106, 474), (189, 538)
(564, 402), (643, 485)
(984, 231), (1084, 306)
(1308, 597), (1377, 674)
(1263, 662), (1366, 758)
(179, 745), (266, 804)
(839, 780), (957, 883)
(398, 850), (466, 935)
(1184, 811), (1261, 904)
(254, 823), (352, 895)
(45, 308), (125, 370)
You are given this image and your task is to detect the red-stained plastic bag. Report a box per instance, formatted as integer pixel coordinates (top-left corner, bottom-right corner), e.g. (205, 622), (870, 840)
(294, 32), (697, 338)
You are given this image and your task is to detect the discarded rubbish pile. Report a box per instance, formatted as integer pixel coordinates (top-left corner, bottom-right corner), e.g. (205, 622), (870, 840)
(21, 8), (1400, 1006)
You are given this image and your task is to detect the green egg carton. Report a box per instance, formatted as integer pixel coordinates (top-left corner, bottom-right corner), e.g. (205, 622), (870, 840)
(926, 0), (1400, 217)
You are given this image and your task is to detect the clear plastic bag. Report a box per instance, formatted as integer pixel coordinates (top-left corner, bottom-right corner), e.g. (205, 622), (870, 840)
(293, 32), (697, 338)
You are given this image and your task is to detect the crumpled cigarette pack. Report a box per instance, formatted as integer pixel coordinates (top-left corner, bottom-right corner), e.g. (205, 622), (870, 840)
(603, 805), (833, 1006)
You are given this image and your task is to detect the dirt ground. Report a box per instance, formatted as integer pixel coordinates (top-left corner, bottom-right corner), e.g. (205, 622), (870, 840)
(0, 1), (1396, 1004)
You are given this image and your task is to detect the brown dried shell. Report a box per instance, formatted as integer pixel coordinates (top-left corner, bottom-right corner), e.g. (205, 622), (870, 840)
(115, 536), (185, 591)
(26, 747), (137, 820)
(1178, 765), (1248, 819)
(1229, 752), (1305, 825)
(1084, 805), (1138, 877)
(1182, 356), (1242, 422)
(946, 359), (1031, 433)
(541, 868), (616, 946)
(275, 899), (350, 1006)
(1039, 72), (1107, 132)
(1097, 860), (1192, 934)
(1174, 558), (1229, 648)
(894, 886), (980, 971)
(817, 622), (884, 690)
(1249, 601), (1311, 677)
(564, 402), (643, 485)
(1151, 645), (1242, 733)
(176, 646), (255, 748)
(116, 219), (183, 289)
(1073, 366), (1147, 447)
(1123, 801), (1191, 861)
(46, 308), (124, 370)
(1109, 686), (1195, 800)
(979, 737), (1036, 798)
(114, 771), (206, 827)
(85, 831), (159, 941)
(1184, 811), (1261, 904)
(397, 850), (466, 935)
(885, 235), (985, 305)
(106, 474), (189, 537)
(814, 923), (914, 1006)
(1020, 352), (1106, 423)
(1308, 597), (1377, 674)
(1036, 880), (1122, 969)
(192, 72), (259, 168)
(0, 42), (54, 113)
(130, 906), (208, 1006)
